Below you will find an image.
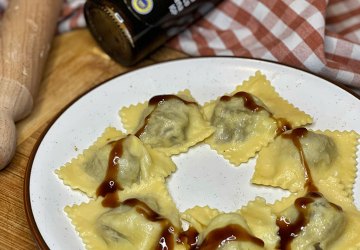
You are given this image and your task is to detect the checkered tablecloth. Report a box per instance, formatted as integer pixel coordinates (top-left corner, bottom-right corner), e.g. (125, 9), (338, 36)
(1, 0), (359, 88)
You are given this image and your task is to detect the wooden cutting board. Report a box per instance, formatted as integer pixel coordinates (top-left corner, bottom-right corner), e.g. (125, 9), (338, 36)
(0, 28), (188, 250)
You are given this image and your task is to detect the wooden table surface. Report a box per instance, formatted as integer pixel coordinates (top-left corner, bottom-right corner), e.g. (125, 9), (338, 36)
(0, 29), (189, 250)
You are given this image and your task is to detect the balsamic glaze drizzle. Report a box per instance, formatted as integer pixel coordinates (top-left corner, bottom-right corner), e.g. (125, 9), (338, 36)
(276, 128), (344, 249)
(276, 193), (316, 250)
(96, 94), (344, 250)
(177, 224), (264, 250)
(96, 137), (126, 208)
(196, 224), (264, 250)
(219, 92), (292, 136)
(276, 128), (317, 249)
(122, 199), (176, 250)
(281, 128), (318, 192)
(135, 95), (197, 138)
(177, 226), (199, 249)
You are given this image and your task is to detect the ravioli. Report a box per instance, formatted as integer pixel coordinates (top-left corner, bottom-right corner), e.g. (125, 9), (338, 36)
(180, 205), (221, 233)
(269, 176), (360, 250)
(119, 89), (215, 156)
(179, 198), (279, 250)
(251, 128), (359, 195)
(202, 71), (313, 166)
(277, 192), (346, 250)
(55, 127), (176, 198)
(58, 71), (360, 250)
(65, 178), (181, 250)
(209, 92), (275, 144)
(197, 213), (265, 250)
(237, 197), (280, 250)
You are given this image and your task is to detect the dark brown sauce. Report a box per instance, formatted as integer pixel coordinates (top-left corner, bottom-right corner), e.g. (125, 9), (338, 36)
(276, 191), (343, 249)
(122, 199), (176, 250)
(276, 128), (345, 249)
(135, 95), (197, 138)
(276, 128), (319, 249)
(306, 191), (323, 199)
(177, 226), (199, 249)
(281, 128), (318, 192)
(195, 224), (264, 250)
(96, 138), (126, 208)
(220, 92), (265, 112)
(276, 194), (315, 250)
(219, 92), (292, 136)
(274, 118), (292, 137)
(177, 223), (265, 250)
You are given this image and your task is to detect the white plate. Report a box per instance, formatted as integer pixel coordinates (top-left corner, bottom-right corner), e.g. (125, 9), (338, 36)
(27, 57), (360, 249)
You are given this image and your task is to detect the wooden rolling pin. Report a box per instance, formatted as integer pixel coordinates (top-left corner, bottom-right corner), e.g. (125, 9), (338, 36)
(0, 0), (63, 170)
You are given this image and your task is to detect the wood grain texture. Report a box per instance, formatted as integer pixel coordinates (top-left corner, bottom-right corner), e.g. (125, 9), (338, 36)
(0, 28), (188, 249)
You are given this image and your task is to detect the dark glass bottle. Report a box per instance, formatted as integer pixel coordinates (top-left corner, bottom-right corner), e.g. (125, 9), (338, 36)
(84, 0), (222, 66)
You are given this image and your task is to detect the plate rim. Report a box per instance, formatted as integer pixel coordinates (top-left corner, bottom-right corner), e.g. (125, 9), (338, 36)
(23, 56), (360, 249)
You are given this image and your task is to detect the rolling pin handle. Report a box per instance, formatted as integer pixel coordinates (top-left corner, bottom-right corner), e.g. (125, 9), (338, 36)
(0, 0), (63, 170)
(0, 111), (16, 170)
(0, 78), (34, 170)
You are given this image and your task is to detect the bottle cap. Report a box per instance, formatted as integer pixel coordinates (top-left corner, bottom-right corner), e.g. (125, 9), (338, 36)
(84, 1), (135, 65)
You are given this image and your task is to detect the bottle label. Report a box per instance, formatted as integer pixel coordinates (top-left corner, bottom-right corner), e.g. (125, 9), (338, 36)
(124, 0), (203, 25)
(169, 0), (195, 15)
(131, 0), (154, 15)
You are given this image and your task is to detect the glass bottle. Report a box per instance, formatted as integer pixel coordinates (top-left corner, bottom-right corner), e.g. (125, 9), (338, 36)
(84, 0), (222, 66)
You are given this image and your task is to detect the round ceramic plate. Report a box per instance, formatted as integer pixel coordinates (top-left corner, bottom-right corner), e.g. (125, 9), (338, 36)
(25, 57), (360, 249)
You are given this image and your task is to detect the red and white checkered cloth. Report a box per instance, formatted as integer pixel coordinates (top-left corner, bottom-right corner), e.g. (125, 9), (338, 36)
(1, 0), (360, 88)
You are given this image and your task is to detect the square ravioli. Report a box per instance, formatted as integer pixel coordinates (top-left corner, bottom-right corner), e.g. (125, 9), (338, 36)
(119, 89), (215, 156)
(55, 127), (176, 198)
(268, 176), (360, 250)
(178, 198), (279, 250)
(251, 128), (359, 196)
(202, 70), (313, 166)
(65, 178), (182, 250)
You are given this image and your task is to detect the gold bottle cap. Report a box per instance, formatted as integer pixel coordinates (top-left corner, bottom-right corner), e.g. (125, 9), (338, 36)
(85, 2), (134, 65)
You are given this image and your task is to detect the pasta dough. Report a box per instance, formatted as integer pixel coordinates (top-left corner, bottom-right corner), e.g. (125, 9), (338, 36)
(237, 197), (280, 250)
(179, 198), (279, 250)
(119, 90), (215, 156)
(96, 197), (165, 249)
(65, 178), (181, 250)
(203, 71), (313, 166)
(85, 137), (141, 188)
(96, 197), (176, 250)
(252, 128), (359, 194)
(58, 70), (359, 250)
(269, 177), (360, 250)
(137, 97), (190, 148)
(276, 192), (346, 250)
(55, 127), (176, 198)
(210, 92), (272, 144)
(197, 213), (265, 250)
